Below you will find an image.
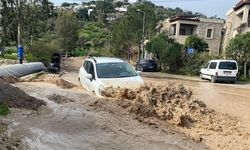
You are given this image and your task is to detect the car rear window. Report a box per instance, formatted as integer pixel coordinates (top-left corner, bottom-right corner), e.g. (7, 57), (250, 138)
(219, 62), (237, 70)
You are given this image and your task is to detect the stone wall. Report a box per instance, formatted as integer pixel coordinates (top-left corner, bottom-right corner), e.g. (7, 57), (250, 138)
(197, 21), (224, 56)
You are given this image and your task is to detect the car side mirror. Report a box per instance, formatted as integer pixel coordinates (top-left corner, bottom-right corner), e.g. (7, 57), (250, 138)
(86, 73), (93, 80)
(136, 71), (142, 75)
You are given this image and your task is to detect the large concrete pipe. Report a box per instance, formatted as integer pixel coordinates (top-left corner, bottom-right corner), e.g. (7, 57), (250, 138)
(0, 62), (46, 77)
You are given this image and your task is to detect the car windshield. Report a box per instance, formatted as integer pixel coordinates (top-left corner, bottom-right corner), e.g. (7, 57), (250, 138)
(96, 62), (137, 78)
(218, 62), (237, 70)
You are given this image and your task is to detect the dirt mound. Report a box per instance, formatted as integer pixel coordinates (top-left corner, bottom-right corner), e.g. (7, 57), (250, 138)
(31, 74), (76, 89)
(0, 84), (45, 111)
(0, 76), (19, 85)
(102, 83), (210, 127)
(47, 94), (75, 104)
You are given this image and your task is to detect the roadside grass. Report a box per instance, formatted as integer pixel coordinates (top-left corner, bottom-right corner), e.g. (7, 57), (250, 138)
(238, 77), (250, 83)
(0, 102), (10, 117)
(0, 53), (17, 60)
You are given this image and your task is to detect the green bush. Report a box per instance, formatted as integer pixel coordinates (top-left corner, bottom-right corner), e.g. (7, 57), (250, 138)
(181, 52), (221, 76)
(26, 40), (59, 63)
(72, 48), (87, 57)
(0, 53), (17, 60)
(5, 48), (17, 55)
(0, 103), (10, 116)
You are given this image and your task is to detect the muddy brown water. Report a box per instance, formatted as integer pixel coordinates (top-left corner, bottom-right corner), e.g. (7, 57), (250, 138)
(143, 76), (250, 131)
(1, 82), (210, 150)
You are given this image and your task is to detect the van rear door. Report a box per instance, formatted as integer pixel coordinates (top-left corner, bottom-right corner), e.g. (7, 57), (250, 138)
(217, 61), (238, 77)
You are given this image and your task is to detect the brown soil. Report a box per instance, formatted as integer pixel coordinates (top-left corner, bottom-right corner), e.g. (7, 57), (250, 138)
(102, 82), (250, 150)
(0, 77), (45, 111)
(0, 84), (45, 111)
(47, 94), (75, 104)
(0, 76), (19, 84)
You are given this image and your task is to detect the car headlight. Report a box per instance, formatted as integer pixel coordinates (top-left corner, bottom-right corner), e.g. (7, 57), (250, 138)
(98, 84), (106, 96)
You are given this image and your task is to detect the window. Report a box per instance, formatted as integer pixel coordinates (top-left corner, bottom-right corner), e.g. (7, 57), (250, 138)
(84, 61), (89, 72)
(84, 61), (95, 80)
(204, 63), (210, 69)
(209, 62), (217, 69)
(96, 62), (137, 78)
(206, 28), (213, 39)
(219, 62), (237, 70)
(89, 62), (95, 80)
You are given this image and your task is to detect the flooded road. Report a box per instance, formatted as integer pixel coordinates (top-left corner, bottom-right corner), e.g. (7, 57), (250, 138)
(142, 72), (250, 131)
(8, 82), (209, 150)
(2, 58), (250, 150)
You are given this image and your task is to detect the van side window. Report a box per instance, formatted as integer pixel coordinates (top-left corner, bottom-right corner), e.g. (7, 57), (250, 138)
(209, 62), (217, 69)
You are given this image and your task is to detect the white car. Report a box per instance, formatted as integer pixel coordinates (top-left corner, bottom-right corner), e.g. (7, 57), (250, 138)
(78, 57), (144, 97)
(200, 59), (238, 83)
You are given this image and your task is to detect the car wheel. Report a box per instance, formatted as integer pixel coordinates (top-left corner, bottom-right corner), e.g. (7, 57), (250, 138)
(211, 76), (216, 83)
(140, 66), (144, 72)
(200, 74), (204, 80)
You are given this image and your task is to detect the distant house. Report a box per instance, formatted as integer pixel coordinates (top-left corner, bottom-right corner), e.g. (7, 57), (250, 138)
(223, 0), (250, 53)
(159, 15), (225, 56)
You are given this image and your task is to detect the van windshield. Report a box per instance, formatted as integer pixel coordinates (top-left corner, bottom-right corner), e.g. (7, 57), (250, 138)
(218, 62), (237, 70)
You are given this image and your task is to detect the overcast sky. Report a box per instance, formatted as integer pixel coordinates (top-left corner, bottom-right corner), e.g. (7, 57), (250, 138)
(51, 0), (240, 18)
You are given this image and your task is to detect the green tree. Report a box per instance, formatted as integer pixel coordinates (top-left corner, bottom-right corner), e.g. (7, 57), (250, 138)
(111, 1), (157, 57)
(226, 32), (250, 78)
(56, 12), (79, 57)
(184, 35), (208, 52)
(0, 0), (55, 46)
(146, 33), (182, 71)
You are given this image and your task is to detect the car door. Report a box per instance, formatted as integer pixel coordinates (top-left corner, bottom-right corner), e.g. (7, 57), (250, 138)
(208, 62), (217, 79)
(87, 61), (97, 92)
(201, 62), (210, 79)
(79, 61), (92, 91)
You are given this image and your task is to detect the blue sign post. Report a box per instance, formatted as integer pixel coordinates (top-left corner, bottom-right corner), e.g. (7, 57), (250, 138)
(187, 47), (194, 55)
(18, 45), (24, 64)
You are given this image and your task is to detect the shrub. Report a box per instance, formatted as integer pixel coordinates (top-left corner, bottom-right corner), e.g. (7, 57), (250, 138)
(0, 103), (10, 116)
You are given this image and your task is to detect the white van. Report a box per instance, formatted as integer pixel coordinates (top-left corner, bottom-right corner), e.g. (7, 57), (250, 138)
(200, 60), (238, 83)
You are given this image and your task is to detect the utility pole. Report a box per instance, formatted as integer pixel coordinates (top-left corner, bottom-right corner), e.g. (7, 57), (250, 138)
(137, 9), (145, 60)
(17, 0), (23, 64)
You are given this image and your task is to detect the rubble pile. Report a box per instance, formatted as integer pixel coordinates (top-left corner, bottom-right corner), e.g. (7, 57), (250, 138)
(102, 83), (212, 128)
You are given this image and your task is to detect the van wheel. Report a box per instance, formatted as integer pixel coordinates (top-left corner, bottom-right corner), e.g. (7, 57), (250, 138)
(211, 76), (216, 83)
